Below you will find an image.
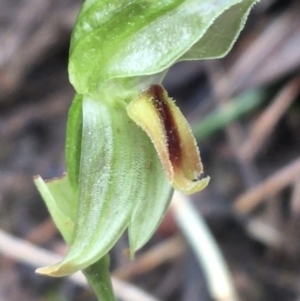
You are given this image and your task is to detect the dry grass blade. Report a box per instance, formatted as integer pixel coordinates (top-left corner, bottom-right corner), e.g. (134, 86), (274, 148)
(113, 235), (185, 281)
(218, 3), (300, 95)
(246, 218), (283, 248)
(0, 3), (79, 97)
(235, 157), (300, 214)
(0, 229), (160, 301)
(25, 218), (57, 245)
(0, 90), (71, 139)
(239, 77), (300, 161)
(0, 0), (51, 67)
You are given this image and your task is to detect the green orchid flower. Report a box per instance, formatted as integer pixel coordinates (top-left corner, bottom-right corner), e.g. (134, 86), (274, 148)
(34, 0), (257, 283)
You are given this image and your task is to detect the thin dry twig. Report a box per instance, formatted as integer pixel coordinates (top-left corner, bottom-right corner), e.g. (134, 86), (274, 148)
(246, 218), (283, 248)
(208, 60), (262, 188)
(25, 218), (57, 245)
(0, 90), (71, 139)
(113, 235), (185, 280)
(0, 0), (52, 67)
(239, 77), (300, 161)
(235, 157), (300, 214)
(170, 192), (239, 301)
(217, 3), (300, 96)
(0, 2), (79, 97)
(0, 229), (160, 301)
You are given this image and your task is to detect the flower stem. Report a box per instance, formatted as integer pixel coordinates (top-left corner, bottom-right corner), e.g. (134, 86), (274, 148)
(83, 253), (117, 301)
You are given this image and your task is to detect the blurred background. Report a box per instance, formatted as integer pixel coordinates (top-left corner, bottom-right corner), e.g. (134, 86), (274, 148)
(1, 0), (300, 300)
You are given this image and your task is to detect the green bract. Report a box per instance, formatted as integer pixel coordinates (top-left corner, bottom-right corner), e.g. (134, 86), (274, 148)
(35, 0), (258, 282)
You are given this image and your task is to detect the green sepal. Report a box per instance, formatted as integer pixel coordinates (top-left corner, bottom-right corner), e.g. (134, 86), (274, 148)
(180, 0), (256, 60)
(69, 0), (258, 95)
(34, 175), (76, 244)
(37, 95), (172, 276)
(34, 175), (117, 301)
(65, 94), (83, 190)
(128, 171), (173, 257)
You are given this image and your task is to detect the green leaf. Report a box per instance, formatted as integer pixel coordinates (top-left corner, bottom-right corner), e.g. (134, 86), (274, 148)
(69, 0), (258, 95)
(37, 95), (171, 276)
(34, 175), (75, 244)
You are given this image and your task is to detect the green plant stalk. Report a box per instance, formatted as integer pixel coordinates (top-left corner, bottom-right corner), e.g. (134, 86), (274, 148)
(83, 254), (116, 301)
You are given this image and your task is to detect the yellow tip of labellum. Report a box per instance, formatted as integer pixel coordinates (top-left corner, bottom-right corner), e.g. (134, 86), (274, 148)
(127, 84), (210, 195)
